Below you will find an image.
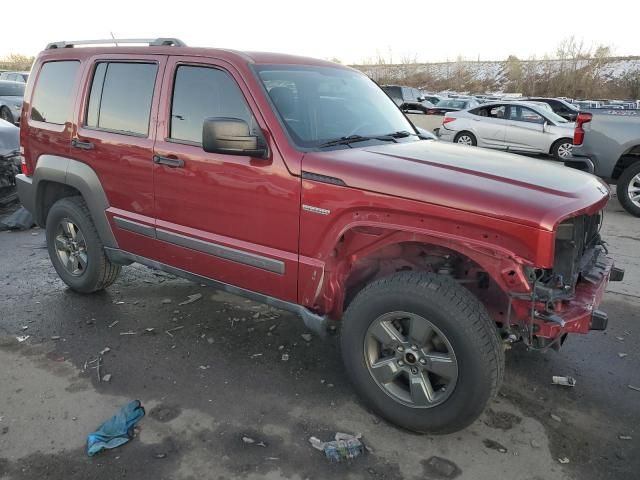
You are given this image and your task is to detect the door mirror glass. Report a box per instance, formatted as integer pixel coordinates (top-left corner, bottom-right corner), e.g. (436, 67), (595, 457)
(202, 117), (267, 158)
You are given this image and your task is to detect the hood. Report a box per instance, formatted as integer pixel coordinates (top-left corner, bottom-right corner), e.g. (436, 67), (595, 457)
(302, 141), (609, 231)
(0, 119), (19, 157)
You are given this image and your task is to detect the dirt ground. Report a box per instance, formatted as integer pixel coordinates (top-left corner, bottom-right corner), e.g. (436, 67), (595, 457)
(0, 199), (638, 480)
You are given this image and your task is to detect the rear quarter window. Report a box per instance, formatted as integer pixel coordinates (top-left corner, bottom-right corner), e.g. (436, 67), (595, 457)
(31, 61), (80, 124)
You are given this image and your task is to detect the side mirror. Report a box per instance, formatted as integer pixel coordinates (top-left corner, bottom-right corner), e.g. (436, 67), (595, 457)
(202, 117), (267, 158)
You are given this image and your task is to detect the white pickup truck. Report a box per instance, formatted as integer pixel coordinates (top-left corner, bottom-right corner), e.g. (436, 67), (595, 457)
(571, 109), (640, 216)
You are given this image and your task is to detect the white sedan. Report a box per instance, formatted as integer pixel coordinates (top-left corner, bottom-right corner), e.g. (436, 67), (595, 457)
(437, 101), (575, 160)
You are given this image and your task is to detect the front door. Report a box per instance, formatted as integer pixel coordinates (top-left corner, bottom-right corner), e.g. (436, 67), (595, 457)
(152, 56), (300, 302)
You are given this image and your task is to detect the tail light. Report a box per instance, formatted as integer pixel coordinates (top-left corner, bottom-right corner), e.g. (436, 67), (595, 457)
(19, 147), (32, 176)
(573, 112), (592, 146)
(442, 116), (456, 125)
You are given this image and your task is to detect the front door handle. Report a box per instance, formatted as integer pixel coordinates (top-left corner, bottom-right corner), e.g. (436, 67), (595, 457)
(153, 155), (184, 168)
(71, 139), (95, 150)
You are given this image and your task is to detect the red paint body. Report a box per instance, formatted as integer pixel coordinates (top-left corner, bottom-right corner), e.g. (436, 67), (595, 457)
(20, 46), (614, 341)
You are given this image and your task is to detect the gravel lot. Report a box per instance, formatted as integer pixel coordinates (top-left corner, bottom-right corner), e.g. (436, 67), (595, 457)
(0, 198), (638, 480)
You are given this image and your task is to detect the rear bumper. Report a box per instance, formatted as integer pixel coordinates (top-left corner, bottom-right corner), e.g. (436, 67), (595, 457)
(15, 173), (35, 215)
(514, 254), (622, 338)
(437, 128), (455, 142)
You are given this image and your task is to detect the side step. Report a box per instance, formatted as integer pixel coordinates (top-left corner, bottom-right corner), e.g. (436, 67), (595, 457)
(105, 248), (328, 337)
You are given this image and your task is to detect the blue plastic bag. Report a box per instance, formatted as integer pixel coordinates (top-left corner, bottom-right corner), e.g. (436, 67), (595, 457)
(87, 400), (145, 456)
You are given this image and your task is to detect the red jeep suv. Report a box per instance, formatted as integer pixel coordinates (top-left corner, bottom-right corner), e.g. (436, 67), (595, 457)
(16, 38), (623, 433)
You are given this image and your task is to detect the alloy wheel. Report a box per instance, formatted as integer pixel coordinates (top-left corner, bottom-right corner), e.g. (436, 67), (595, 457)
(628, 173), (640, 209)
(557, 142), (573, 159)
(54, 218), (88, 276)
(457, 135), (473, 146)
(364, 311), (458, 408)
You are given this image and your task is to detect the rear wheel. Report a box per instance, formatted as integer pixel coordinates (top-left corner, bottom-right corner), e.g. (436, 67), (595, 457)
(0, 106), (14, 124)
(46, 197), (121, 293)
(454, 131), (477, 146)
(551, 138), (573, 160)
(617, 162), (640, 217)
(341, 272), (504, 434)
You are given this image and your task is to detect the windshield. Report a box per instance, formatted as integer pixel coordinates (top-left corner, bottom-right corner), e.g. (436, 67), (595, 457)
(0, 82), (25, 97)
(436, 99), (468, 109)
(255, 65), (416, 149)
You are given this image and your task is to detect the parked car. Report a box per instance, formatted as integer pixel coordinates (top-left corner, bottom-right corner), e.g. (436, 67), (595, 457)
(437, 101), (575, 160)
(381, 85), (434, 113)
(0, 118), (20, 204)
(420, 93), (442, 105)
(524, 97), (579, 121)
(0, 80), (25, 125)
(573, 100), (602, 110)
(0, 71), (29, 83)
(427, 98), (480, 115)
(571, 110), (640, 216)
(17, 38), (623, 434)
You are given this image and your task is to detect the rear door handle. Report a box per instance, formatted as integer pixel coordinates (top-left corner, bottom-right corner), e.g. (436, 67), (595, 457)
(71, 139), (95, 150)
(153, 155), (184, 168)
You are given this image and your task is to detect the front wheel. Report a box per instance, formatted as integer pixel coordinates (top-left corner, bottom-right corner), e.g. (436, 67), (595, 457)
(617, 161), (640, 217)
(341, 272), (504, 434)
(454, 131), (477, 146)
(46, 196), (121, 293)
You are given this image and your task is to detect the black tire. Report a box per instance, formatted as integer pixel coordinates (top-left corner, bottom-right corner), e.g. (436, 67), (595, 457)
(454, 131), (477, 146)
(617, 161), (640, 217)
(551, 138), (573, 161)
(45, 196), (121, 293)
(341, 271), (504, 434)
(0, 106), (14, 124)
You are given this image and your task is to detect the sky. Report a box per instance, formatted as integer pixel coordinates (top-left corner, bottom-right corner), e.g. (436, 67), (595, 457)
(3, 0), (638, 64)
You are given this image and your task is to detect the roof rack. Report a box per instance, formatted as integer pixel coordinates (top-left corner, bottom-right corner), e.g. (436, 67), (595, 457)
(45, 38), (186, 50)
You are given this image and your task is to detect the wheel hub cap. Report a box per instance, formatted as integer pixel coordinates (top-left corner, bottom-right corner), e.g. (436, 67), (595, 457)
(364, 311), (458, 408)
(54, 219), (88, 276)
(628, 173), (640, 208)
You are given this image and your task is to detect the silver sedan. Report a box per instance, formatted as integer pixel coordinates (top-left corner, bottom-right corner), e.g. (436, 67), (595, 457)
(0, 80), (25, 125)
(437, 101), (575, 160)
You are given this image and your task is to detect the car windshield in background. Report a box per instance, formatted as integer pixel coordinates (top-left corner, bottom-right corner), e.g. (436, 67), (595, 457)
(255, 65), (416, 149)
(0, 82), (25, 97)
(436, 99), (468, 109)
(544, 109), (570, 124)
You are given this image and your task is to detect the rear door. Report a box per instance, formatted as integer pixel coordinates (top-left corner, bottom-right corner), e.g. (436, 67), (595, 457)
(151, 56), (300, 302)
(469, 105), (507, 149)
(74, 55), (167, 256)
(504, 105), (546, 152)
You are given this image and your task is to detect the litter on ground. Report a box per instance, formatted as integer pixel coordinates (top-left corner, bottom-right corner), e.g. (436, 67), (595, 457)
(309, 432), (365, 462)
(86, 400), (145, 456)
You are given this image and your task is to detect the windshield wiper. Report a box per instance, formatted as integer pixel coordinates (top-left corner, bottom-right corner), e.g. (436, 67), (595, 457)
(318, 134), (399, 148)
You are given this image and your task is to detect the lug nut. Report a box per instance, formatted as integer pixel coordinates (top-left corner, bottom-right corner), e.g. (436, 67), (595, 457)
(397, 346), (404, 352)
(419, 358), (427, 365)
(411, 367), (419, 374)
(398, 360), (404, 366)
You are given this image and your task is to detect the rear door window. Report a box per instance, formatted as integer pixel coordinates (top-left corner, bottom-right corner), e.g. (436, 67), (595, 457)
(86, 62), (158, 136)
(31, 61), (80, 124)
(169, 65), (256, 144)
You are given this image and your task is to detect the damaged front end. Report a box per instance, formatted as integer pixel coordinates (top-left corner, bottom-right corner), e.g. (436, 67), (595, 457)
(0, 149), (21, 206)
(509, 211), (624, 349)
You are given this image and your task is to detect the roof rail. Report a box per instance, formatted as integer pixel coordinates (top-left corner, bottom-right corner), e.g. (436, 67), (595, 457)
(45, 38), (186, 50)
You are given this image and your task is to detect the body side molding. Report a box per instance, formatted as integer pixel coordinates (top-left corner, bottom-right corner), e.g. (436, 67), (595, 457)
(105, 248), (327, 336)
